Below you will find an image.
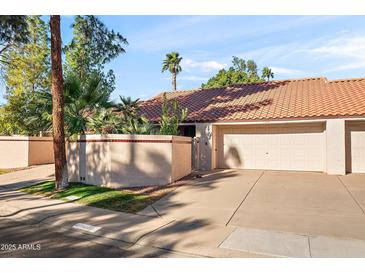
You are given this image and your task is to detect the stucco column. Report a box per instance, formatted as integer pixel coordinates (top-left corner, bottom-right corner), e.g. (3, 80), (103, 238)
(326, 119), (346, 175)
(196, 123), (213, 170)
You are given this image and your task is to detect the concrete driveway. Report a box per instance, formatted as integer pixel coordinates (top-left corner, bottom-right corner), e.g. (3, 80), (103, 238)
(140, 169), (365, 241)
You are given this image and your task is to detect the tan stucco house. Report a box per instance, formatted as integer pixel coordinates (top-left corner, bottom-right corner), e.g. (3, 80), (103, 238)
(140, 77), (365, 175)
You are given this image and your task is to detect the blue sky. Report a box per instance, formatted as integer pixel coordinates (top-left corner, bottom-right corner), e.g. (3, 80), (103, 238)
(2, 15), (365, 103)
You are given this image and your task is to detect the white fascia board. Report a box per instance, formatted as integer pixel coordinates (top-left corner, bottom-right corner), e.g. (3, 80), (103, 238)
(179, 117), (365, 126)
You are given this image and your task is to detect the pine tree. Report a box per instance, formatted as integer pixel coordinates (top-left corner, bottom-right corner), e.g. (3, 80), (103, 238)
(0, 16), (29, 61)
(0, 16), (51, 135)
(4, 16), (50, 96)
(64, 16), (127, 94)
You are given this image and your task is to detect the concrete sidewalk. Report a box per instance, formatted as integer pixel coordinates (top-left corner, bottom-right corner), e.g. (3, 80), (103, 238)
(0, 166), (262, 258)
(0, 218), (201, 258)
(0, 188), (259, 258)
(220, 227), (365, 258)
(0, 164), (54, 191)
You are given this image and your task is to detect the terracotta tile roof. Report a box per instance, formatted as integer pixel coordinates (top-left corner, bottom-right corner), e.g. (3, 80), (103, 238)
(139, 77), (365, 122)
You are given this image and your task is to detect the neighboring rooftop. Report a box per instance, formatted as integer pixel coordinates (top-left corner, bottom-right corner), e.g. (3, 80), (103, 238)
(139, 77), (365, 122)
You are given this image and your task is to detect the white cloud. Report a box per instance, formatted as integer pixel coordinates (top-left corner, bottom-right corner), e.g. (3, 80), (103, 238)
(182, 58), (227, 71)
(130, 16), (219, 51)
(311, 36), (365, 58)
(234, 42), (308, 65)
(309, 35), (365, 72)
(328, 61), (365, 72)
(130, 16), (340, 52)
(271, 66), (304, 75)
(232, 33), (365, 76)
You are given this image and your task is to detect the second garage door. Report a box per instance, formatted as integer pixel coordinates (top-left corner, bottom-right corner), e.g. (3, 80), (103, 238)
(217, 123), (325, 172)
(346, 122), (365, 173)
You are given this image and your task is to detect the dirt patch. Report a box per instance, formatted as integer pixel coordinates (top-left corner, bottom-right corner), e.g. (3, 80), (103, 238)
(0, 167), (31, 175)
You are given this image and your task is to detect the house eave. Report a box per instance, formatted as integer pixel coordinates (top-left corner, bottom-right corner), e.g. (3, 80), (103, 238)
(176, 115), (365, 126)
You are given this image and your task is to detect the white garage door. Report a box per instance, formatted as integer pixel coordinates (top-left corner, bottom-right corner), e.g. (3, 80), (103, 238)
(347, 122), (365, 173)
(218, 123), (325, 172)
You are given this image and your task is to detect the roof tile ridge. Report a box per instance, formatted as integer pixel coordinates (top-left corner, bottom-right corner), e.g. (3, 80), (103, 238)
(327, 77), (365, 83)
(145, 88), (202, 101)
(164, 88), (202, 93)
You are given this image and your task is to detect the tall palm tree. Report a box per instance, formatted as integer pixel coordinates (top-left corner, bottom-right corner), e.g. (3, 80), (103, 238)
(50, 15), (68, 190)
(262, 67), (274, 82)
(162, 52), (182, 91)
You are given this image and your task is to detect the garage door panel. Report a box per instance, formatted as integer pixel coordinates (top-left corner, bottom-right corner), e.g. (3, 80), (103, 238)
(292, 136), (306, 145)
(307, 161), (322, 171)
(267, 134), (280, 144)
(220, 124), (325, 172)
(254, 135), (267, 145)
(347, 123), (365, 173)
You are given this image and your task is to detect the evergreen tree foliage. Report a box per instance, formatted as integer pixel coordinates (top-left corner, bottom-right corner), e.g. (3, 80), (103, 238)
(0, 15), (29, 60)
(4, 16), (50, 96)
(64, 15), (128, 95)
(0, 16), (50, 135)
(202, 56), (274, 88)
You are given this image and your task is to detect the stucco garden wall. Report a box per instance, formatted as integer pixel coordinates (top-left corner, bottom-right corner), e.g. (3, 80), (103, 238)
(0, 136), (54, 169)
(172, 136), (192, 181)
(67, 134), (192, 188)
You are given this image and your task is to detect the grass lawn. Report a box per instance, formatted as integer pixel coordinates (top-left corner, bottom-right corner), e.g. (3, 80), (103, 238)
(20, 180), (185, 213)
